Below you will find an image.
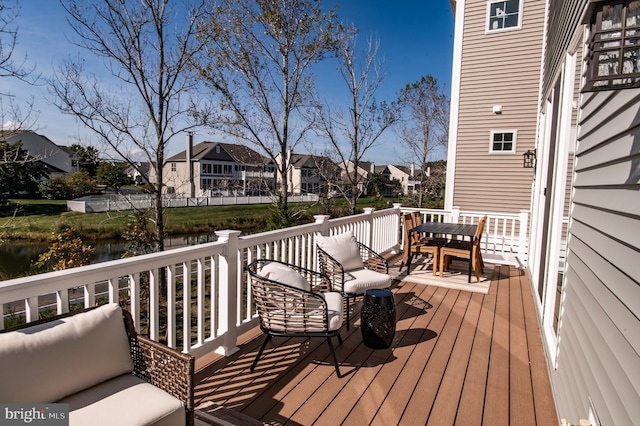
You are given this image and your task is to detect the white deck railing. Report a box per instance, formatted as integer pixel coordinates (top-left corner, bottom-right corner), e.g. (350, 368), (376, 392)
(399, 207), (528, 266)
(0, 205), (528, 359)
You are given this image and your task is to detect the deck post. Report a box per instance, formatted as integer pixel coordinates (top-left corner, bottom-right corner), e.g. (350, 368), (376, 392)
(518, 210), (529, 265)
(314, 215), (331, 236)
(450, 206), (461, 223)
(392, 204), (403, 254)
(314, 215), (331, 271)
(363, 208), (375, 249)
(214, 229), (241, 357)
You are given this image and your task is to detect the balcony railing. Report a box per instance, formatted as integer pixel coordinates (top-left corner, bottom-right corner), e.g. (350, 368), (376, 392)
(0, 205), (528, 360)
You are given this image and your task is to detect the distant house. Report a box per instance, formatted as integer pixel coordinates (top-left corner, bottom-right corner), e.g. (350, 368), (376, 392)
(373, 165), (391, 182)
(3, 130), (80, 178)
(164, 142), (275, 196)
(388, 164), (419, 195)
(276, 152), (340, 195)
(339, 160), (374, 196)
(124, 162), (150, 185)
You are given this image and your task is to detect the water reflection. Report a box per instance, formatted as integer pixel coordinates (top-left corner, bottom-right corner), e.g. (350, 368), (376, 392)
(0, 234), (218, 280)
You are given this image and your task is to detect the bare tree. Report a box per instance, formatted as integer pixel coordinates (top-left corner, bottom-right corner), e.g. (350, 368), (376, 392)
(192, 0), (342, 227)
(311, 32), (398, 215)
(0, 0), (39, 130)
(396, 75), (449, 208)
(0, 0), (36, 83)
(0, 139), (48, 204)
(0, 1), (43, 210)
(50, 0), (207, 251)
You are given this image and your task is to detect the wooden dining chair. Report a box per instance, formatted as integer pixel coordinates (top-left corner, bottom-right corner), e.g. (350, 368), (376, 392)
(399, 212), (445, 276)
(439, 215), (487, 282)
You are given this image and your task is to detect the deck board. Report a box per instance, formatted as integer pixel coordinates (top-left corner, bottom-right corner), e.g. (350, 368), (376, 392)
(195, 263), (558, 425)
(455, 267), (498, 426)
(483, 267), (511, 426)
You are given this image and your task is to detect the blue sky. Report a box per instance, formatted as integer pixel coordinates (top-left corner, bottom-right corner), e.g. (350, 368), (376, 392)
(1, 1), (454, 166)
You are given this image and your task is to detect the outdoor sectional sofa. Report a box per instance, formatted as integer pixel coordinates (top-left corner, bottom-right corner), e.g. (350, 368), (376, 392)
(0, 303), (194, 426)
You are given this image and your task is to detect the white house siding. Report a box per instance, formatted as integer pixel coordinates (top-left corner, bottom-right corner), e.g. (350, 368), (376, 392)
(164, 160), (190, 194)
(449, 0), (546, 213)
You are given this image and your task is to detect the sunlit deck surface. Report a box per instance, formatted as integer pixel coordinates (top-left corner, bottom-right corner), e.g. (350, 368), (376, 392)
(194, 258), (558, 425)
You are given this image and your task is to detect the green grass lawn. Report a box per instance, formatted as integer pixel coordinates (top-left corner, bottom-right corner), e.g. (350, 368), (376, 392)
(0, 196), (409, 242)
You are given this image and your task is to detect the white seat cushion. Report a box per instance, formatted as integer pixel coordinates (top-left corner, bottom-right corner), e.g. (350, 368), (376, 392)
(60, 374), (185, 426)
(343, 269), (391, 295)
(258, 261), (310, 291)
(0, 303), (133, 403)
(316, 231), (365, 271)
(319, 292), (345, 331)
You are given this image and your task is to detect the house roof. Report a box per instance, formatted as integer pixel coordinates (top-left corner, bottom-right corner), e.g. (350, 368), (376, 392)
(58, 146), (78, 156)
(289, 153), (337, 170)
(392, 165), (412, 175)
(167, 142), (269, 165)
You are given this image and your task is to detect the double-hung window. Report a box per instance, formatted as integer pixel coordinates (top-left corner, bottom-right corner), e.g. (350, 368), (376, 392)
(487, 0), (523, 32)
(584, 0), (640, 91)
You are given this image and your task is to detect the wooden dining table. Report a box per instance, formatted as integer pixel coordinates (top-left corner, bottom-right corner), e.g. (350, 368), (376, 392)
(407, 222), (478, 283)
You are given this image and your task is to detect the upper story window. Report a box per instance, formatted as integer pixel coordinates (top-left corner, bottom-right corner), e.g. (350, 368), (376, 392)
(301, 168), (317, 178)
(490, 130), (517, 154)
(585, 0), (640, 91)
(487, 0), (523, 32)
(171, 162), (176, 172)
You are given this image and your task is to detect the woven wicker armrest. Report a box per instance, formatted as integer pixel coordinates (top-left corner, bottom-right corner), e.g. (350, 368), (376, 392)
(123, 312), (195, 426)
(248, 260), (335, 334)
(296, 262), (332, 292)
(357, 242), (389, 274)
(317, 247), (346, 291)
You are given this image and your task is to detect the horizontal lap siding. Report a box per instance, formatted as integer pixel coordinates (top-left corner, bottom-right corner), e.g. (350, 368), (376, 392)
(555, 84), (640, 424)
(543, 0), (584, 96)
(453, 0), (545, 213)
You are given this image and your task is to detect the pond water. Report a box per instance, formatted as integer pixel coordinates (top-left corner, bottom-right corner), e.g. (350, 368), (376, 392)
(0, 234), (217, 280)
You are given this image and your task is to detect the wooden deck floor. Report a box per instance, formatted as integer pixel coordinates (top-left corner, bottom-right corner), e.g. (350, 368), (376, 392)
(194, 261), (558, 425)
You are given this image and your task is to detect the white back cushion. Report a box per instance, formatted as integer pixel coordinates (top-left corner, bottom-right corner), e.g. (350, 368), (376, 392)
(316, 231), (365, 271)
(0, 303), (134, 403)
(259, 261), (310, 291)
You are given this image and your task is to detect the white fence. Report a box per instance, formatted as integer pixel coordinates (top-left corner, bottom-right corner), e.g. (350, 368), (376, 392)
(0, 205), (528, 360)
(67, 193), (319, 213)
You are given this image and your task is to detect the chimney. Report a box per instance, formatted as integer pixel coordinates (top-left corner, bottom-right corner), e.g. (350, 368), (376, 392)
(187, 132), (194, 198)
(410, 163), (415, 177)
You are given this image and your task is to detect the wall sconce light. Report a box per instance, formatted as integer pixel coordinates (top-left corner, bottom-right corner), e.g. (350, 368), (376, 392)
(523, 149), (536, 169)
(492, 105), (502, 114)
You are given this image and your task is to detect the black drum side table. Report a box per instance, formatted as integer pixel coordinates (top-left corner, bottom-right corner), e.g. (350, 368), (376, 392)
(361, 288), (396, 349)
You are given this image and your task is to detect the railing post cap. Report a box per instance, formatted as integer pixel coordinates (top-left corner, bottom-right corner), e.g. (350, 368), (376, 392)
(214, 229), (242, 240)
(392, 203), (402, 209)
(363, 207), (375, 214)
(314, 215), (330, 223)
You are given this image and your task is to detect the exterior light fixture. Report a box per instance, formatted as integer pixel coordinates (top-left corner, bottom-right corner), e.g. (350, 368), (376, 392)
(523, 149), (536, 169)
